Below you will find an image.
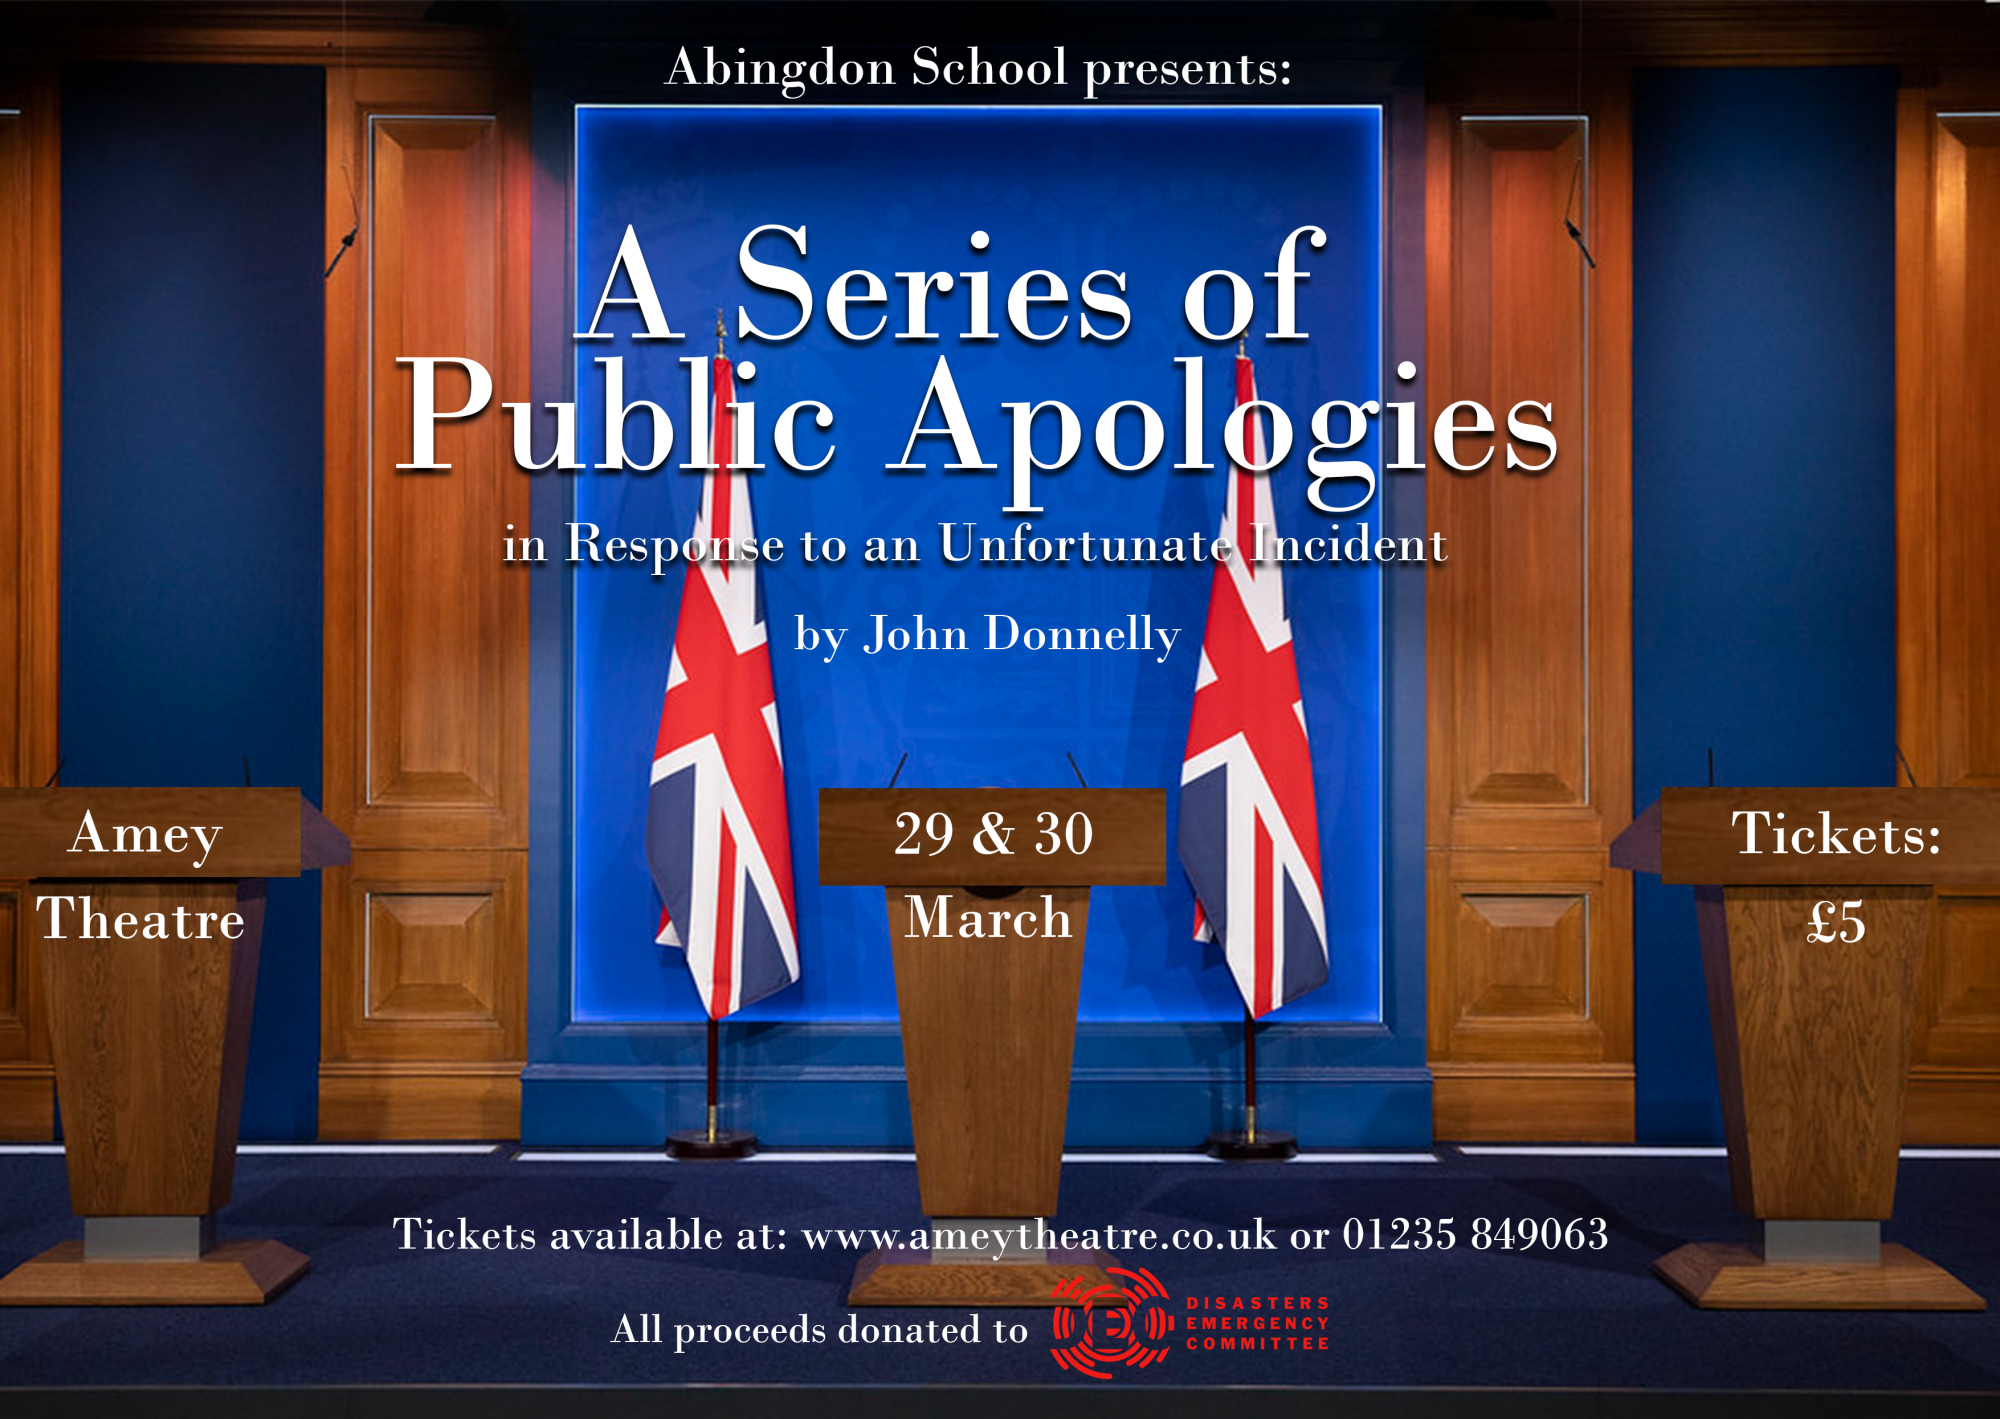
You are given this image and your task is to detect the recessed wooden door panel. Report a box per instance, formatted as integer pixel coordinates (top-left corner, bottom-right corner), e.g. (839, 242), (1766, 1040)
(1431, 850), (1623, 1066)
(1912, 893), (2000, 1069)
(0, 70), (59, 1140)
(324, 850), (523, 1065)
(1426, 81), (1634, 1142)
(0, 883), (49, 1138)
(367, 893), (501, 1021)
(1931, 115), (2000, 792)
(1456, 893), (1588, 1024)
(0, 889), (18, 1034)
(333, 104), (526, 846)
(1442, 121), (1591, 812)
(0, 886), (32, 1069)
(1899, 82), (2000, 1141)
(365, 116), (515, 825)
(322, 68), (529, 1139)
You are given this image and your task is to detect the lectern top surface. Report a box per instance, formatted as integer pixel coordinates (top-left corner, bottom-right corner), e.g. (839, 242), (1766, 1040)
(1628, 787), (2000, 886)
(0, 787), (347, 879)
(818, 787), (1167, 887)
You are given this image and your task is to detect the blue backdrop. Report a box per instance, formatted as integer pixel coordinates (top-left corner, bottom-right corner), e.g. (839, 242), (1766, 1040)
(60, 63), (325, 1138)
(568, 106), (1385, 1027)
(1631, 68), (1898, 1139)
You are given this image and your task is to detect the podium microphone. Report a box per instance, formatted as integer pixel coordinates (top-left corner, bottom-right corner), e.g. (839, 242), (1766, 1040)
(1065, 751), (1088, 789)
(885, 751), (909, 790)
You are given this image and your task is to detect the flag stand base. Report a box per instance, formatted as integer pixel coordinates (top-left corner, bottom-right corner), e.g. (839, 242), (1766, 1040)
(1203, 1128), (1297, 1161)
(668, 1020), (756, 1159)
(1205, 1012), (1296, 1159)
(667, 1128), (757, 1161)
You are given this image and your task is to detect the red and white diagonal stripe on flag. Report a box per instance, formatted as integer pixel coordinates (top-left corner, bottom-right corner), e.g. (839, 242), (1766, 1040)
(1177, 353), (1329, 1018)
(645, 353), (800, 1019)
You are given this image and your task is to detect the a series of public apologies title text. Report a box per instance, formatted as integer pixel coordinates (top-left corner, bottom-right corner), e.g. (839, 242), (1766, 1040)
(398, 219), (1560, 573)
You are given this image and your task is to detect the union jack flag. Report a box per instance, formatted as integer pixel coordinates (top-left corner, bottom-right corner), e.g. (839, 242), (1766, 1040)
(646, 352), (800, 1018)
(1178, 354), (1328, 1018)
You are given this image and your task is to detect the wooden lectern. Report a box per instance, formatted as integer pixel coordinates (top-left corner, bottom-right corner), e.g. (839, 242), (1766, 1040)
(1612, 787), (1991, 1310)
(0, 788), (348, 1306)
(819, 787), (1165, 1306)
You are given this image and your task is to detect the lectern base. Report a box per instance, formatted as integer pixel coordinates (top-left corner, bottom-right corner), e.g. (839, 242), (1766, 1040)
(0, 1239), (309, 1306)
(847, 1247), (1118, 1307)
(1656, 1242), (1985, 1311)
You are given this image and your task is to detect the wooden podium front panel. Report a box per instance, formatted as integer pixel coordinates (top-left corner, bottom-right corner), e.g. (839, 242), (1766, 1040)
(885, 886), (1088, 1219)
(1710, 886), (1929, 1219)
(35, 880), (263, 1215)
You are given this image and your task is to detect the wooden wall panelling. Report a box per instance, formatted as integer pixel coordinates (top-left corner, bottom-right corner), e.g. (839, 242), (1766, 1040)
(8, 4), (522, 69)
(320, 849), (527, 1139)
(322, 66), (530, 1138)
(1425, 75), (1634, 1140)
(1899, 77), (2000, 1142)
(0, 68), (61, 1140)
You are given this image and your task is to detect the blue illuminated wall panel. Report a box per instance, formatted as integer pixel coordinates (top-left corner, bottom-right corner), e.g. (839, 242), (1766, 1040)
(570, 106), (1382, 1025)
(526, 101), (1429, 1146)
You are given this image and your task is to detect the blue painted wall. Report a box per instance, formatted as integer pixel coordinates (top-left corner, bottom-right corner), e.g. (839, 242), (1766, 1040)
(60, 63), (325, 1139)
(1631, 68), (1897, 1140)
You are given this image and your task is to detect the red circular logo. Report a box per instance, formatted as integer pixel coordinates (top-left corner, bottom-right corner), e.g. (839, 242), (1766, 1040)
(1049, 1267), (1175, 1378)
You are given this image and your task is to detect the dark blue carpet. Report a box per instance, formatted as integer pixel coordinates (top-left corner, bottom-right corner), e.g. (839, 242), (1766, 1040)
(1, 1148), (1996, 1390)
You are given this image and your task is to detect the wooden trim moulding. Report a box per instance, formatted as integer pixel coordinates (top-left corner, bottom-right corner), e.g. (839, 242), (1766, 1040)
(1422, 70), (1636, 1144)
(0, 66), (61, 1142)
(319, 1062), (521, 1142)
(1896, 68), (2000, 1144)
(1431, 1063), (1636, 1144)
(6, 2), (523, 68)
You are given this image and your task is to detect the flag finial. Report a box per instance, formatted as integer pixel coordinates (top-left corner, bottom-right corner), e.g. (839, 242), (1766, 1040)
(716, 309), (726, 357)
(1238, 335), (1246, 359)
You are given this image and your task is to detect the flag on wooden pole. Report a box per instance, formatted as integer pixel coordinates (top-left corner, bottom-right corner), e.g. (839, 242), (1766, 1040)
(1178, 352), (1329, 1018)
(647, 341), (800, 1018)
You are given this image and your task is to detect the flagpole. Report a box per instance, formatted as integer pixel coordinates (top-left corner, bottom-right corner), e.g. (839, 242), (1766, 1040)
(1244, 1006), (1257, 1143)
(1185, 340), (1313, 1161)
(668, 1014), (758, 1160)
(706, 1015), (719, 1142)
(1204, 1008), (1298, 1161)
(664, 311), (763, 1163)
